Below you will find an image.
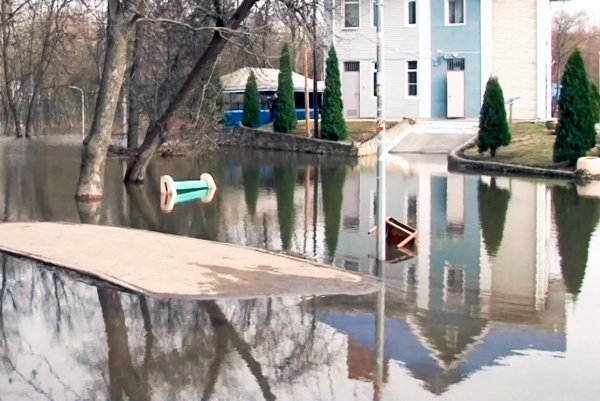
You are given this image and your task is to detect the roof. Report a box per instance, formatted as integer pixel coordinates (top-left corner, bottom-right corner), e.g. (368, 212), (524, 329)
(220, 67), (324, 93)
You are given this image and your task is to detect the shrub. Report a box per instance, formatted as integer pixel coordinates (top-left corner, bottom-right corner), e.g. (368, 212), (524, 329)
(242, 71), (261, 128)
(553, 48), (596, 165)
(321, 45), (347, 141)
(477, 76), (511, 157)
(273, 43), (298, 133)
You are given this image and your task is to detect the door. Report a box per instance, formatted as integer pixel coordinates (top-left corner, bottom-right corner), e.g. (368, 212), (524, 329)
(343, 61), (360, 118)
(447, 70), (465, 118)
(447, 58), (466, 118)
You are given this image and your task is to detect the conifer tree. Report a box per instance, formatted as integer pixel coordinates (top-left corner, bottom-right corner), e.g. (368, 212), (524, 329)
(273, 43), (297, 133)
(321, 45), (347, 141)
(553, 48), (596, 164)
(590, 80), (600, 124)
(242, 71), (261, 128)
(477, 76), (511, 157)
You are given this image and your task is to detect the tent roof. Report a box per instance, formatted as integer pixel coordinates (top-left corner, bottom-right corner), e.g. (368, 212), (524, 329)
(220, 67), (324, 93)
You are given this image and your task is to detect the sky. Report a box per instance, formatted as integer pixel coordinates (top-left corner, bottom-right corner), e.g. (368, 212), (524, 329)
(551, 0), (600, 26)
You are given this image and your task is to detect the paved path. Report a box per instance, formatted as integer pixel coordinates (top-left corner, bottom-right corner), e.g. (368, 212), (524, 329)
(0, 222), (378, 300)
(390, 132), (474, 154)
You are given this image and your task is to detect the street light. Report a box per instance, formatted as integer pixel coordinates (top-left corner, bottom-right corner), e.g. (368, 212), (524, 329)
(375, 0), (386, 266)
(69, 86), (85, 140)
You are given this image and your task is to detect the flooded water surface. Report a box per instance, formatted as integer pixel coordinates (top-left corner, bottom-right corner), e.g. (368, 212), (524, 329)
(0, 136), (599, 400)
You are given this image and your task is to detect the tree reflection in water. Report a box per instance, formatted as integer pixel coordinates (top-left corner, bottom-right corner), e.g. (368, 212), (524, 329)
(0, 253), (339, 400)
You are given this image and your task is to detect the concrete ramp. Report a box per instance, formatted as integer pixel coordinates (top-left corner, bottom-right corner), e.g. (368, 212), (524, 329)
(0, 223), (378, 300)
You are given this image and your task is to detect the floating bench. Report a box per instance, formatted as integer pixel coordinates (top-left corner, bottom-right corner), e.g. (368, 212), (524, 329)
(159, 173), (218, 213)
(369, 217), (418, 255)
(160, 173), (217, 196)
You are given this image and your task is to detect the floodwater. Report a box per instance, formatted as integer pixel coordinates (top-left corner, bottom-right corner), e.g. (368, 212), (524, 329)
(0, 135), (599, 400)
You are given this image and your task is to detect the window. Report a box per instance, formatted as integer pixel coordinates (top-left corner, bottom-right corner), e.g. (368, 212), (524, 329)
(407, 61), (418, 97)
(372, 0), (379, 27)
(372, 62), (378, 97)
(407, 0), (417, 25)
(344, 61), (360, 72)
(344, 0), (360, 28)
(447, 58), (465, 71)
(447, 0), (465, 24)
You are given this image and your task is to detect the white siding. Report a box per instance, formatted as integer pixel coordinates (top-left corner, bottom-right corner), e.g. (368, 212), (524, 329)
(492, 0), (539, 120)
(334, 0), (420, 118)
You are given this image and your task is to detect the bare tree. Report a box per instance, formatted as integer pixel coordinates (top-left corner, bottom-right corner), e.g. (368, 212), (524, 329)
(552, 11), (600, 115)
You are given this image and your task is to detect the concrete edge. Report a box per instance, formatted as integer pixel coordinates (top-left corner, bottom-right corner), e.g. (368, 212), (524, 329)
(0, 222), (381, 301)
(447, 136), (579, 180)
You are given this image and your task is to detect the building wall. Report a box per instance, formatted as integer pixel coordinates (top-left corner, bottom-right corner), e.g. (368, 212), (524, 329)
(491, 0), (539, 120)
(430, 0), (482, 118)
(334, 0), (420, 118)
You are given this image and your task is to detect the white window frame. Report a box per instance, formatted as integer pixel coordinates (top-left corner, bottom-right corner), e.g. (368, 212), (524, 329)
(371, 0), (379, 28)
(405, 0), (417, 26)
(406, 60), (418, 98)
(371, 61), (378, 98)
(445, 0), (466, 26)
(343, 0), (361, 29)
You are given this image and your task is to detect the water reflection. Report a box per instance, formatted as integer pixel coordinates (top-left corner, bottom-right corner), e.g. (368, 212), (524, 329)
(0, 138), (599, 399)
(552, 184), (600, 297)
(478, 177), (510, 257)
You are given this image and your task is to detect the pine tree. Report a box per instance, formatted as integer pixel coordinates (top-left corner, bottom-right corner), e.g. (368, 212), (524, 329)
(590, 80), (600, 124)
(242, 71), (261, 128)
(273, 43), (298, 133)
(478, 178), (510, 257)
(477, 76), (511, 157)
(321, 45), (347, 141)
(553, 49), (596, 165)
(552, 184), (600, 297)
(321, 165), (347, 259)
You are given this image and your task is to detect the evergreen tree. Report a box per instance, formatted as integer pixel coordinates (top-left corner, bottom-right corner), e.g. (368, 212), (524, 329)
(552, 184), (600, 297)
(590, 80), (600, 124)
(478, 178), (511, 257)
(274, 166), (297, 250)
(321, 45), (348, 141)
(477, 76), (511, 157)
(273, 43), (298, 133)
(242, 166), (261, 217)
(321, 165), (347, 259)
(242, 71), (261, 128)
(553, 49), (596, 164)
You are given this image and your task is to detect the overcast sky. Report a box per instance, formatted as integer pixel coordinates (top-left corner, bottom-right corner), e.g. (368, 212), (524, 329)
(551, 0), (600, 25)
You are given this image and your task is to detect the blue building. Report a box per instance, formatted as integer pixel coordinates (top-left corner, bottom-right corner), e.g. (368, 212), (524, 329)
(331, 0), (554, 120)
(220, 67), (323, 127)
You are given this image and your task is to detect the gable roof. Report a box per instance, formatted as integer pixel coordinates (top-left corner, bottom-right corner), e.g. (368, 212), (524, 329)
(220, 67), (324, 93)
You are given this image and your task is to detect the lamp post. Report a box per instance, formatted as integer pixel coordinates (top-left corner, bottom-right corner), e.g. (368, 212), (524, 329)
(69, 86), (85, 140)
(375, 0), (386, 266)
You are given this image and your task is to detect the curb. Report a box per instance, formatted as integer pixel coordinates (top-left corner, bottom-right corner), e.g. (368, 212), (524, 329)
(447, 137), (578, 180)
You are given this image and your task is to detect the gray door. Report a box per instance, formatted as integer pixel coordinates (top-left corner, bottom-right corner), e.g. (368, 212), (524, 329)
(343, 62), (360, 118)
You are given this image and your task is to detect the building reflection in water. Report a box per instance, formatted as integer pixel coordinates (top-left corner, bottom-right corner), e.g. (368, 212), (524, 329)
(0, 141), (587, 399)
(327, 155), (566, 396)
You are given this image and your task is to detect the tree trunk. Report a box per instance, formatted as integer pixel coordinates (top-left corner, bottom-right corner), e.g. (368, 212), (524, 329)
(127, 21), (142, 148)
(124, 0), (258, 183)
(75, 0), (132, 200)
(0, 2), (23, 138)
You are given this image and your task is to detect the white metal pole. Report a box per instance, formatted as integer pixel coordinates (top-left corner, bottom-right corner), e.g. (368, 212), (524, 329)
(81, 90), (85, 140)
(69, 86), (85, 140)
(375, 0), (386, 265)
(373, 280), (385, 401)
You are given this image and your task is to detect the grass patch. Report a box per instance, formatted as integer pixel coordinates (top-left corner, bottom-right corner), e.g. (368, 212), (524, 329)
(263, 120), (398, 142)
(464, 122), (600, 170)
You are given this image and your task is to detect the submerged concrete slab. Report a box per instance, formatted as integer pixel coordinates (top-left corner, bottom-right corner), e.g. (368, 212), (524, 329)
(0, 222), (379, 300)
